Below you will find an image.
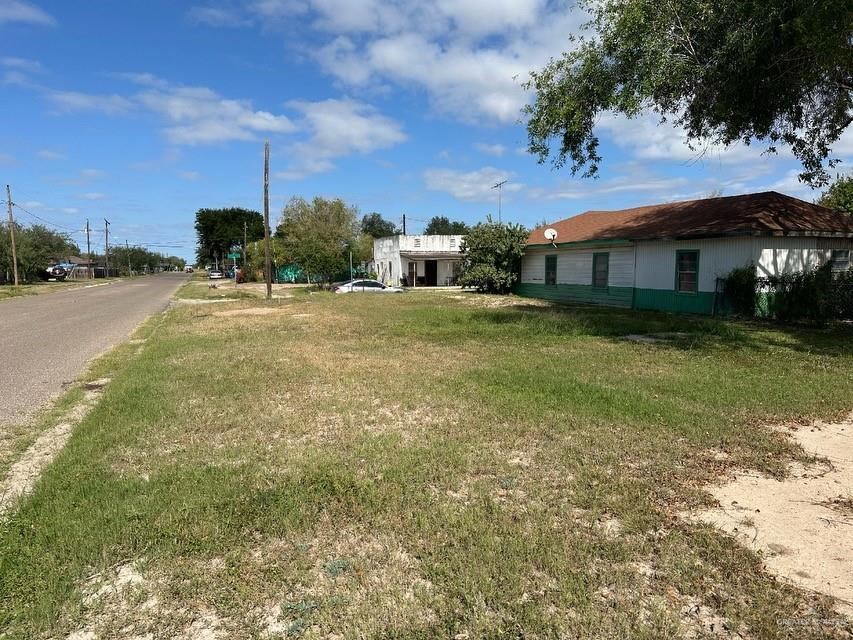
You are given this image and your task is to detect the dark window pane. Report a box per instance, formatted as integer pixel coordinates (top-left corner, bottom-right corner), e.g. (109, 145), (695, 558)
(545, 255), (557, 285)
(592, 253), (609, 288)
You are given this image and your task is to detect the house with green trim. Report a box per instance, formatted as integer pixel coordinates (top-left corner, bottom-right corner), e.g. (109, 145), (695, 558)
(517, 191), (852, 314)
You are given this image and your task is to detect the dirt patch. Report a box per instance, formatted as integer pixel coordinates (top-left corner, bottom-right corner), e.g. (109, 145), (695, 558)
(212, 307), (285, 318)
(0, 379), (109, 516)
(254, 523), (438, 636)
(622, 332), (690, 344)
(691, 412), (853, 615)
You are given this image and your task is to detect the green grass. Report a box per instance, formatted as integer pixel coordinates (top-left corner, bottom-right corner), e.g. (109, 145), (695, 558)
(1, 288), (851, 638)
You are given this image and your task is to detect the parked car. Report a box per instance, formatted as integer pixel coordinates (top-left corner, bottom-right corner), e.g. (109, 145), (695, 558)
(333, 279), (404, 293)
(44, 265), (69, 281)
(208, 270), (224, 280)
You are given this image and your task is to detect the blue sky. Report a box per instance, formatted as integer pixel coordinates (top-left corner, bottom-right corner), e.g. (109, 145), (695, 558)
(1, 0), (850, 261)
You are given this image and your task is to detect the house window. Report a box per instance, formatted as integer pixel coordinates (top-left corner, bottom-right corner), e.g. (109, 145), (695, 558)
(545, 255), (557, 285)
(831, 249), (850, 272)
(449, 238), (456, 249)
(414, 238), (421, 248)
(676, 250), (699, 294)
(592, 252), (609, 289)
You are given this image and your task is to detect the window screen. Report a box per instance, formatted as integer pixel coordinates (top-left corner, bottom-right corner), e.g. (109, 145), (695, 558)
(545, 255), (557, 285)
(676, 251), (698, 293)
(592, 253), (609, 288)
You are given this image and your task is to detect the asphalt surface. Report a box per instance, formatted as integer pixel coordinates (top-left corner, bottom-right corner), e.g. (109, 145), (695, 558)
(0, 273), (187, 426)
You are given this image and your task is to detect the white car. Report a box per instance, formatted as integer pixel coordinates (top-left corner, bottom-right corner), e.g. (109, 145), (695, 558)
(332, 279), (404, 293)
(208, 270), (224, 280)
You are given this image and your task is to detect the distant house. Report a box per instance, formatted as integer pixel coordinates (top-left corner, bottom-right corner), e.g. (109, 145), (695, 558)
(372, 235), (464, 287)
(518, 191), (853, 314)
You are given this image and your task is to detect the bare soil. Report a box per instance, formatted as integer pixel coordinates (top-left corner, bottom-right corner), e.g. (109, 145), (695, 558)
(692, 412), (853, 615)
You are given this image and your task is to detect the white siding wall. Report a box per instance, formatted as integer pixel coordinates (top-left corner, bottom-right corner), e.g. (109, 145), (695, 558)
(521, 245), (635, 286)
(372, 236), (402, 285)
(757, 237), (852, 277)
(635, 236), (853, 292)
(399, 235), (464, 252)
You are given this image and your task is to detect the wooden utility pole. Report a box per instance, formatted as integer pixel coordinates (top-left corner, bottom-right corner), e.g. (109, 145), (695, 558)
(6, 185), (19, 286)
(104, 219), (110, 277)
(126, 240), (132, 277)
(263, 140), (272, 299)
(85, 219), (92, 278)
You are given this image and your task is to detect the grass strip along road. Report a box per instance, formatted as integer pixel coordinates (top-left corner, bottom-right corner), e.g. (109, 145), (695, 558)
(1, 285), (851, 638)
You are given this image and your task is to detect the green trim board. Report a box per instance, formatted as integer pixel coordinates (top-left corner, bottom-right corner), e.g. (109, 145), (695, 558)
(633, 287), (715, 314)
(515, 282), (633, 307)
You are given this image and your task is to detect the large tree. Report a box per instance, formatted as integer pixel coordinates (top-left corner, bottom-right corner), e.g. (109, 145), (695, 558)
(458, 219), (528, 294)
(817, 174), (853, 215)
(276, 196), (359, 284)
(194, 207), (264, 266)
(360, 212), (398, 238)
(524, 0), (852, 187)
(424, 216), (469, 235)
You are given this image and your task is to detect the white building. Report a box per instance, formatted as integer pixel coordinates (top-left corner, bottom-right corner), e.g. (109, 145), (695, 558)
(518, 191), (852, 314)
(372, 235), (464, 287)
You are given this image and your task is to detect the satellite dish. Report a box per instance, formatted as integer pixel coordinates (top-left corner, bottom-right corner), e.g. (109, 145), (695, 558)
(543, 228), (558, 241)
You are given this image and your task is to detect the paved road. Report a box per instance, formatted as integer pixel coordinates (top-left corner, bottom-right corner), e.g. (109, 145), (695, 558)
(0, 273), (187, 426)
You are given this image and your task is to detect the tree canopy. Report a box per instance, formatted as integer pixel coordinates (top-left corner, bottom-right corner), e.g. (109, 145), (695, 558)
(524, 0), (852, 187)
(817, 174), (853, 215)
(424, 216), (470, 235)
(0, 223), (79, 282)
(458, 219), (528, 294)
(194, 207), (264, 266)
(360, 212), (398, 238)
(276, 196), (359, 284)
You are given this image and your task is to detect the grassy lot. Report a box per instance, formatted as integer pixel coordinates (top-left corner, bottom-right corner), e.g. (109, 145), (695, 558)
(1, 288), (851, 638)
(0, 280), (102, 300)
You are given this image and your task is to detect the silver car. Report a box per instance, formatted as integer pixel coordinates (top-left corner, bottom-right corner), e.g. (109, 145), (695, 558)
(333, 279), (404, 293)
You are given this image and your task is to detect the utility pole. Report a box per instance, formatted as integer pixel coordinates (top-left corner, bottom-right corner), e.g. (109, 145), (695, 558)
(126, 240), (132, 277)
(6, 185), (19, 286)
(402, 214), (406, 235)
(104, 219), (110, 277)
(85, 219), (92, 278)
(492, 180), (508, 223)
(243, 220), (247, 268)
(263, 140), (272, 300)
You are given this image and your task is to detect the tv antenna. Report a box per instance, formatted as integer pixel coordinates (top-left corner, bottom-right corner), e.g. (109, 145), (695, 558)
(491, 179), (508, 223)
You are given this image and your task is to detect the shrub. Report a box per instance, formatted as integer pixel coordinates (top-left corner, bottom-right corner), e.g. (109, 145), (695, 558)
(767, 263), (834, 325)
(459, 218), (528, 294)
(724, 264), (758, 316)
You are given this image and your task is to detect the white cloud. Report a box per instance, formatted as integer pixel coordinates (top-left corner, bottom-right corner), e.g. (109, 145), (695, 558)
(475, 142), (506, 157)
(276, 98), (406, 179)
(424, 166), (522, 202)
(528, 175), (690, 201)
(46, 90), (134, 116)
(0, 56), (43, 72)
(186, 6), (252, 27)
(596, 113), (766, 166)
(60, 207), (79, 214)
(198, 1), (585, 124)
(79, 168), (105, 180)
(37, 149), (64, 160)
(0, 0), (56, 26)
(79, 192), (107, 200)
(134, 79), (296, 145)
(22, 200), (44, 208)
(178, 170), (202, 181)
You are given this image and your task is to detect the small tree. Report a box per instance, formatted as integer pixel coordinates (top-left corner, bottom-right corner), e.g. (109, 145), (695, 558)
(360, 212), (398, 238)
(459, 218), (528, 294)
(276, 196), (358, 285)
(425, 215), (469, 235)
(817, 174), (853, 215)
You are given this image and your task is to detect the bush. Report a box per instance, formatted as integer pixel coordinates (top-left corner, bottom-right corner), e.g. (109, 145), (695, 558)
(724, 264), (758, 316)
(767, 263), (834, 325)
(459, 219), (528, 294)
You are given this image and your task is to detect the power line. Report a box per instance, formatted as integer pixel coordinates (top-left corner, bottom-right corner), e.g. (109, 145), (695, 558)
(9, 201), (84, 233)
